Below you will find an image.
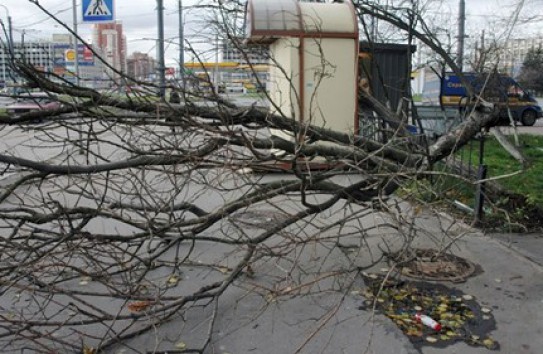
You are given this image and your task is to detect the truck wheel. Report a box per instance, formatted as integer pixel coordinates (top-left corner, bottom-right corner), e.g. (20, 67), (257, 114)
(521, 110), (537, 126)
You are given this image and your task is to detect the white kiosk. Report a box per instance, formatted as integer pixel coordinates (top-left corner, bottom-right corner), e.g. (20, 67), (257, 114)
(246, 0), (359, 140)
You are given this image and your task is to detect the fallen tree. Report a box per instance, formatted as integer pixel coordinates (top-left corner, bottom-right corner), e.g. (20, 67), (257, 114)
(0, 0), (527, 352)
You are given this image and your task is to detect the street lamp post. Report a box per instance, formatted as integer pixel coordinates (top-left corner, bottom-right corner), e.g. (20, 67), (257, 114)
(457, 0), (466, 71)
(157, 0), (166, 101)
(72, 0), (80, 86)
(178, 0), (184, 80)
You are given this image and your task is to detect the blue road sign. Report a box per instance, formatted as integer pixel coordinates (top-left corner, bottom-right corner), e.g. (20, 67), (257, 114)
(82, 0), (115, 23)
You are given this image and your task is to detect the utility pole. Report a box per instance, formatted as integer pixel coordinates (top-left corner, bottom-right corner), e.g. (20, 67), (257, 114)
(178, 0), (184, 80)
(157, 0), (166, 101)
(457, 0), (466, 71)
(72, 0), (80, 86)
(7, 15), (13, 54)
(214, 32), (219, 91)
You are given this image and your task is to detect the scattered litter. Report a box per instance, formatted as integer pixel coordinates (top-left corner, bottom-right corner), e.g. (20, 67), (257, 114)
(415, 313), (442, 331)
(360, 274), (499, 350)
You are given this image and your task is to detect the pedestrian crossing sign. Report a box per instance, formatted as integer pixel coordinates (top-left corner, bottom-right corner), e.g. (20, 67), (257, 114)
(82, 0), (115, 23)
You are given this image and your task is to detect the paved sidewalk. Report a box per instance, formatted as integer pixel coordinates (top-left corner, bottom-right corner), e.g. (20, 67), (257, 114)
(489, 232), (543, 267)
(107, 205), (543, 354)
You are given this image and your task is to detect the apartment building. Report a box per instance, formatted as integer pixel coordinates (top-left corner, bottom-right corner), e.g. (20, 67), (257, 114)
(0, 41), (53, 86)
(92, 22), (127, 80)
(500, 36), (543, 76)
(126, 52), (156, 81)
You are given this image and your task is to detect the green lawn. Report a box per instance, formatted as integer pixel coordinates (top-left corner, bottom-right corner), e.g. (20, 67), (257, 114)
(401, 133), (543, 228)
(459, 134), (543, 206)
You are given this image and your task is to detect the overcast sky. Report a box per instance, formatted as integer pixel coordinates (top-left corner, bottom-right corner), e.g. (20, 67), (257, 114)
(1, 0), (208, 66)
(1, 0), (542, 66)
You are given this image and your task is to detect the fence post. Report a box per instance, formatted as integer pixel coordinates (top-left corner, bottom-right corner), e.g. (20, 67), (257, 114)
(473, 132), (486, 225)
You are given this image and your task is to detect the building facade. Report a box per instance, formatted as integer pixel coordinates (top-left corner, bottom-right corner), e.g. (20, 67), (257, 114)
(0, 41), (53, 87)
(92, 22), (127, 81)
(500, 36), (543, 76)
(51, 34), (106, 88)
(126, 52), (156, 81)
(219, 39), (269, 88)
(0, 35), (106, 89)
(221, 39), (269, 65)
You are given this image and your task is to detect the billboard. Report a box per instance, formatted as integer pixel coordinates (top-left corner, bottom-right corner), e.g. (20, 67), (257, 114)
(82, 0), (115, 23)
(54, 44), (95, 66)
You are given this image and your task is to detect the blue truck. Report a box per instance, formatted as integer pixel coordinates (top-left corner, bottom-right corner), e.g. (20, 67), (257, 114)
(423, 72), (542, 126)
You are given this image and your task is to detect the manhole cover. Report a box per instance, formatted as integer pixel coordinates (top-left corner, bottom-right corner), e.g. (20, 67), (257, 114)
(230, 209), (290, 229)
(388, 248), (478, 283)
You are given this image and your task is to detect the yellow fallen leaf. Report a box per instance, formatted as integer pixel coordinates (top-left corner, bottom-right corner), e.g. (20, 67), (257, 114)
(483, 338), (496, 349)
(426, 336), (438, 343)
(175, 341), (187, 349)
(83, 346), (96, 354)
(168, 275), (180, 285)
(406, 328), (422, 337)
(127, 301), (152, 313)
(217, 267), (229, 274)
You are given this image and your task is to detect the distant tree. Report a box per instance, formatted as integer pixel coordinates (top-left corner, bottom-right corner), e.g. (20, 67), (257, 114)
(517, 46), (543, 94)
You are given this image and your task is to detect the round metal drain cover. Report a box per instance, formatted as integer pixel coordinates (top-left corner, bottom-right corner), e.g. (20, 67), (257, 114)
(389, 248), (477, 283)
(230, 209), (290, 229)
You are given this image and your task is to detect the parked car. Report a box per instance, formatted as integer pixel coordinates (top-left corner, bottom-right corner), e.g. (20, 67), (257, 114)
(6, 92), (61, 117)
(225, 82), (245, 94)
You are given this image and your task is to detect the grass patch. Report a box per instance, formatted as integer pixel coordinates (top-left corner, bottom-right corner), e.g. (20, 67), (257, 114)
(457, 134), (543, 207)
(400, 133), (543, 230)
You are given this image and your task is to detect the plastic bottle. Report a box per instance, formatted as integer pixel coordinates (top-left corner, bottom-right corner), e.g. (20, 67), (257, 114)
(414, 313), (442, 331)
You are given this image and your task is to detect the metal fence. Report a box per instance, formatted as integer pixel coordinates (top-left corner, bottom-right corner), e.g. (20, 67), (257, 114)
(358, 105), (487, 223)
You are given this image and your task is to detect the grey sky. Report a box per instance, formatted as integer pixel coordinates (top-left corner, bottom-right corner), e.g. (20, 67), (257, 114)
(1, 0), (542, 66)
(1, 0), (204, 66)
